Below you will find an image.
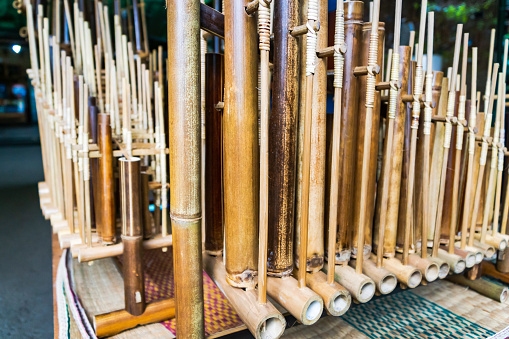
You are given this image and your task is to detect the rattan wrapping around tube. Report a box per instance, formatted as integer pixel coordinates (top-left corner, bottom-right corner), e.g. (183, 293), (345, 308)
(167, 1), (205, 337)
(267, 0), (300, 277)
(222, 0), (259, 288)
(204, 53), (224, 255)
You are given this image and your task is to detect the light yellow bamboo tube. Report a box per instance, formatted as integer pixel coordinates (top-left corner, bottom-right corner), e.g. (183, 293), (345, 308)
(436, 248), (466, 274)
(427, 257), (450, 279)
(349, 259), (397, 295)
(382, 256), (422, 288)
(304, 270), (351, 316)
(322, 264), (376, 303)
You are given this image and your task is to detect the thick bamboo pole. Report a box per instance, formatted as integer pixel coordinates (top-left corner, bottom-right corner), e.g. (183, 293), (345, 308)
(167, 0), (205, 336)
(119, 157), (146, 316)
(447, 274), (508, 303)
(98, 113), (116, 243)
(268, 0), (300, 278)
(204, 53), (224, 255)
(223, 0), (259, 289)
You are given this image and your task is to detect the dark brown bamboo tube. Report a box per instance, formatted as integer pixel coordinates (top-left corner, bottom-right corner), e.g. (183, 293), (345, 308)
(497, 248), (509, 273)
(119, 157), (145, 316)
(97, 113), (116, 243)
(89, 97), (98, 232)
(94, 298), (176, 338)
(334, 0), (363, 262)
(396, 60), (415, 253)
(267, 0), (300, 277)
(167, 1), (205, 336)
(140, 169), (152, 239)
(204, 53), (224, 256)
(223, 0), (259, 288)
(352, 21), (385, 256)
(373, 45), (411, 257)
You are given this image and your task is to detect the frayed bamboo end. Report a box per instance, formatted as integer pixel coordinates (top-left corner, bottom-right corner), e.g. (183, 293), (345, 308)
(350, 258), (397, 295)
(304, 270), (351, 316)
(203, 255), (286, 339)
(382, 257), (422, 288)
(437, 248), (466, 274)
(324, 264), (376, 303)
(268, 274), (324, 325)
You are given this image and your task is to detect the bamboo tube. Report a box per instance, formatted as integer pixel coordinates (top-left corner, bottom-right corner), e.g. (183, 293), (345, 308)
(141, 169), (152, 238)
(447, 33), (468, 255)
(471, 240), (496, 259)
(416, 14), (435, 258)
(78, 235), (173, 262)
(373, 45), (411, 258)
(352, 20), (385, 260)
(442, 246), (476, 268)
(447, 274), (508, 303)
(484, 29), (496, 113)
(432, 25), (463, 258)
(267, 0), (300, 278)
(349, 259), (397, 295)
(330, 0), (363, 263)
(204, 53), (224, 256)
(323, 264), (375, 303)
(24, 0), (40, 84)
(119, 157), (145, 316)
(427, 257), (450, 279)
(167, 1), (205, 336)
(492, 40), (508, 236)
(97, 113), (116, 243)
(497, 248), (509, 273)
(94, 298), (176, 338)
(257, 0), (271, 304)
(326, 0), (345, 285)
(469, 65), (499, 247)
(460, 47), (478, 249)
(304, 270), (350, 316)
(204, 255), (286, 339)
(436, 248), (466, 274)
(222, 0), (259, 288)
(382, 256), (422, 288)
(399, 254), (439, 282)
(474, 233), (507, 251)
(455, 244), (484, 264)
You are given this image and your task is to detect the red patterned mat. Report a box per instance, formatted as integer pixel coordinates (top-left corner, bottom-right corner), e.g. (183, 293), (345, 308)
(121, 248), (244, 337)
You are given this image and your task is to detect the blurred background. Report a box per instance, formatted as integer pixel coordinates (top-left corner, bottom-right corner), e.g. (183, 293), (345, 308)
(0, 0), (506, 337)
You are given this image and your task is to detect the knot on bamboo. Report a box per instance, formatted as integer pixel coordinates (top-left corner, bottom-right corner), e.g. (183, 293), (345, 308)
(258, 0), (271, 51)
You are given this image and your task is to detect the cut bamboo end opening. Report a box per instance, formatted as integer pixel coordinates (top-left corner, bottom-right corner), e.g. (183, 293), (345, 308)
(268, 274), (323, 325)
(404, 254), (440, 282)
(444, 247), (477, 268)
(475, 233), (507, 251)
(436, 248), (466, 274)
(203, 255), (286, 339)
(472, 240), (496, 259)
(427, 257), (451, 279)
(349, 259), (397, 295)
(304, 270), (351, 317)
(382, 257), (422, 288)
(326, 264), (376, 303)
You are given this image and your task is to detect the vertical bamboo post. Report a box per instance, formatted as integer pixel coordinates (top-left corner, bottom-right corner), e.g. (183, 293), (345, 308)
(223, 0), (259, 289)
(98, 113), (116, 243)
(167, 1), (205, 336)
(448, 33), (469, 254)
(460, 47), (477, 249)
(484, 29), (496, 113)
(374, 0), (402, 266)
(327, 0), (345, 284)
(258, 0), (271, 304)
(431, 25), (462, 258)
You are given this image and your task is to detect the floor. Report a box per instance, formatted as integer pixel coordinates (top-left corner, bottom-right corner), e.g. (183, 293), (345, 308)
(0, 126), (53, 338)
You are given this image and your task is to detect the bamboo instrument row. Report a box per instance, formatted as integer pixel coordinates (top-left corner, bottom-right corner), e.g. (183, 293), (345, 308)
(24, 0), (509, 338)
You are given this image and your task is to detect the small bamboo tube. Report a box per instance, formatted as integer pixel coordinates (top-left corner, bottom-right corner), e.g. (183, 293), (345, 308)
(436, 248), (466, 274)
(94, 298), (176, 338)
(471, 240), (496, 259)
(24, 0), (40, 84)
(427, 257), (450, 279)
(119, 157), (145, 316)
(77, 235), (173, 262)
(448, 33), (469, 255)
(258, 0), (271, 304)
(204, 53), (224, 255)
(474, 233), (507, 251)
(167, 1), (205, 336)
(455, 244), (484, 264)
(222, 0), (259, 288)
(268, 0), (300, 278)
(323, 264), (375, 303)
(497, 248), (509, 273)
(304, 270), (350, 316)
(97, 113), (116, 243)
(382, 256), (422, 288)
(349, 259), (397, 295)
(460, 47), (478, 249)
(443, 246), (476, 268)
(402, 254), (439, 282)
(447, 274), (509, 303)
(204, 255), (286, 339)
